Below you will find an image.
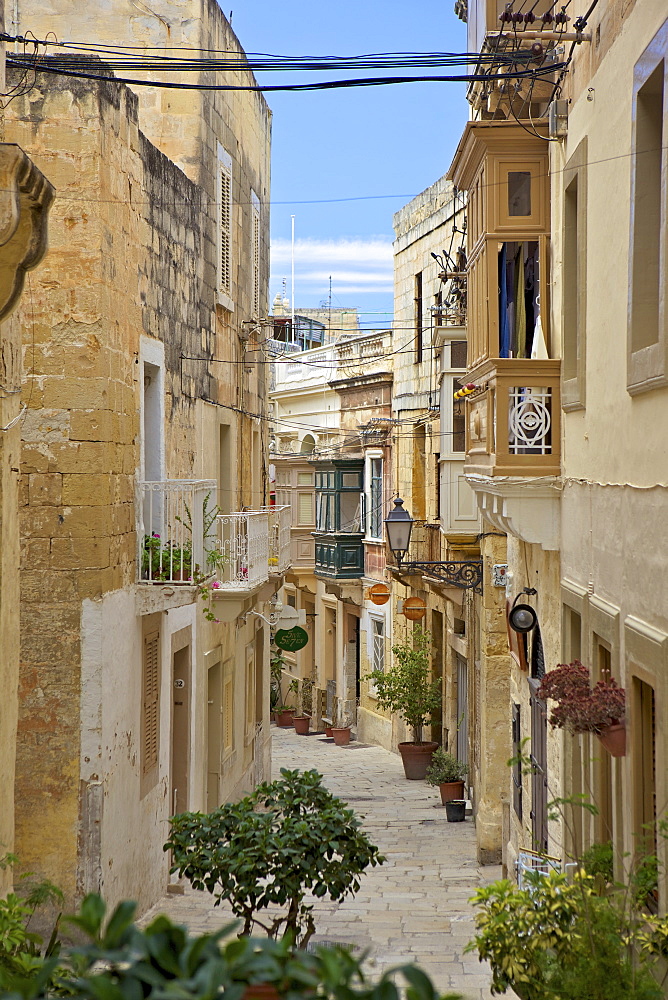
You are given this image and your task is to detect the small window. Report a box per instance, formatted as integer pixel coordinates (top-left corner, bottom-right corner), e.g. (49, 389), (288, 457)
(368, 458), (383, 539)
(297, 492), (314, 525)
(217, 145), (233, 305)
(452, 394), (466, 453)
(451, 340), (467, 369)
(251, 191), (261, 316)
(142, 630), (160, 778)
(372, 619), (385, 674)
(508, 171), (532, 216)
(341, 472), (360, 489)
(297, 472), (313, 486)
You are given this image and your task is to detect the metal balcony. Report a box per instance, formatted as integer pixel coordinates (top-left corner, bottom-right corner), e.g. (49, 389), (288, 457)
(214, 511), (269, 591)
(137, 480), (217, 585)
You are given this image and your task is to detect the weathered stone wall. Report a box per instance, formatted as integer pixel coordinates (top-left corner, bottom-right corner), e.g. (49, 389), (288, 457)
(6, 43), (271, 907)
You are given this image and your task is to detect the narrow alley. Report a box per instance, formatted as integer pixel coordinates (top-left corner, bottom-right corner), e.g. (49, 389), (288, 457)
(144, 726), (501, 1000)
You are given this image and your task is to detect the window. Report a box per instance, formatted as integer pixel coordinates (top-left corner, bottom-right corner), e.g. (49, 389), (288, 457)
(372, 618), (385, 674)
(297, 472), (313, 486)
(562, 139), (587, 410)
(628, 23), (668, 394)
(368, 457), (383, 539)
(142, 629), (160, 783)
(512, 703), (522, 820)
(217, 145), (233, 309)
(251, 191), (260, 317)
(297, 492), (314, 525)
(508, 171), (532, 216)
(415, 271), (423, 364)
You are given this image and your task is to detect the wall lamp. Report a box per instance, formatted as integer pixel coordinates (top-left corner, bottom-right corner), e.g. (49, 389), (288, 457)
(508, 588), (538, 633)
(384, 497), (483, 594)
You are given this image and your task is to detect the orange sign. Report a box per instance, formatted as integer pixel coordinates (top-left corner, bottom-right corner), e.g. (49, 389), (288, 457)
(367, 583), (391, 605)
(402, 597), (426, 620)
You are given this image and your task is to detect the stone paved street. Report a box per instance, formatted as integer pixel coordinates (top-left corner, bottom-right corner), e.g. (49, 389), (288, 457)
(143, 726), (504, 1000)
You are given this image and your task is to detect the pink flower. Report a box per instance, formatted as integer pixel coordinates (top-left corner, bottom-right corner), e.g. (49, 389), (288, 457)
(212, 581), (221, 589)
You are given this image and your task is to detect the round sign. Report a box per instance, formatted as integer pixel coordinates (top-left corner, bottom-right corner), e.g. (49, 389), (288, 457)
(368, 583), (391, 605)
(402, 597), (426, 621)
(274, 626), (309, 652)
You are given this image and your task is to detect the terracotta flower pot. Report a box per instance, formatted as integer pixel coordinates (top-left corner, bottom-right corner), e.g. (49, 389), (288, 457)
(331, 727), (351, 746)
(243, 985), (280, 1000)
(276, 710), (295, 728)
(596, 721), (626, 757)
(293, 715), (310, 735)
(445, 799), (466, 822)
(438, 780), (466, 804)
(324, 726), (334, 738)
(398, 741), (439, 780)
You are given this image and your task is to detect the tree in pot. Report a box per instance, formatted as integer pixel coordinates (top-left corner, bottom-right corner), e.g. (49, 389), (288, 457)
(367, 625), (441, 779)
(425, 748), (468, 804)
(164, 768), (385, 949)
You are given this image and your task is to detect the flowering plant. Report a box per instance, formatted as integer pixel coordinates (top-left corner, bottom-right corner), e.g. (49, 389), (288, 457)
(537, 660), (625, 734)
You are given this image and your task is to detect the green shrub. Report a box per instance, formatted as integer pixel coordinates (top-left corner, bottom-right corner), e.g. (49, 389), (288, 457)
(164, 768), (385, 949)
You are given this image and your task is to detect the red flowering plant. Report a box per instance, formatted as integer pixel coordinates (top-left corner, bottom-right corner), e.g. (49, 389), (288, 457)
(537, 660), (625, 734)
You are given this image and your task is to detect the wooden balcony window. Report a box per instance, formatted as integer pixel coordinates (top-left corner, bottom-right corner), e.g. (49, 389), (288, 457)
(465, 359), (561, 477)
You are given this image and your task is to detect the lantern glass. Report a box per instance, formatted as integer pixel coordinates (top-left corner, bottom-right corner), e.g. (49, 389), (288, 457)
(384, 498), (413, 558)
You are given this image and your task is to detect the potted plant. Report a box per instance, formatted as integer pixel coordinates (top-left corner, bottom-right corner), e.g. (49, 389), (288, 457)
(276, 679), (299, 727)
(367, 625), (441, 779)
(165, 768), (385, 949)
(293, 675), (314, 735)
(536, 660), (626, 756)
(331, 708), (353, 746)
(425, 748), (468, 804)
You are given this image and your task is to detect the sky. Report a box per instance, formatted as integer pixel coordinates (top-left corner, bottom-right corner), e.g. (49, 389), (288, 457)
(231, 1), (469, 325)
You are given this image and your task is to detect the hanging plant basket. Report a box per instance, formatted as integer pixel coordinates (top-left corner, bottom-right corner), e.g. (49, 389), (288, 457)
(596, 721), (626, 757)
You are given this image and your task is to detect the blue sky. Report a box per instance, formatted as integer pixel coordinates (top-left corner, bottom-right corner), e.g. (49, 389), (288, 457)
(231, 1), (469, 324)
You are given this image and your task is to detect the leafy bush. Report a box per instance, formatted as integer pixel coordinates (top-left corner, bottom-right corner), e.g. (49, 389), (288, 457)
(366, 626), (440, 744)
(425, 749), (467, 786)
(467, 868), (666, 1000)
(164, 768), (385, 949)
(581, 841), (613, 884)
(0, 892), (463, 1000)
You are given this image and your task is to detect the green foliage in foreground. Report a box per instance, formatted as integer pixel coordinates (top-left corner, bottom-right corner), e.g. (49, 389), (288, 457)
(165, 769), (385, 948)
(0, 894), (462, 1000)
(466, 868), (667, 1000)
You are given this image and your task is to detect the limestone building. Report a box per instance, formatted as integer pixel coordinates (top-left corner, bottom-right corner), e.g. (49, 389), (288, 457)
(5, 0), (286, 914)
(0, 145), (53, 897)
(449, 0), (668, 899)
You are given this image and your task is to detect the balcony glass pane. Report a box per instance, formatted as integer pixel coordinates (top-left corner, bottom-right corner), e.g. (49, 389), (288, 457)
(508, 171), (532, 216)
(341, 472), (361, 488)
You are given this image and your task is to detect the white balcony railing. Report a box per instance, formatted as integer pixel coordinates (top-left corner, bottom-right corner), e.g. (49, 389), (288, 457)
(214, 511), (269, 591)
(138, 480), (217, 585)
(268, 505), (291, 574)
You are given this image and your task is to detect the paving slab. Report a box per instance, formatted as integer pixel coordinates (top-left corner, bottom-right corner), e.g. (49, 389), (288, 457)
(141, 726), (511, 1000)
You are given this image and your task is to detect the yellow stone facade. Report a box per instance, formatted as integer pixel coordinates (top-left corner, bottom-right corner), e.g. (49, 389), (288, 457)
(3, 0), (277, 914)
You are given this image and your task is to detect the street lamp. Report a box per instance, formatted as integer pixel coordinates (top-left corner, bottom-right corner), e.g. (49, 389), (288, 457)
(383, 496), (483, 594)
(384, 497), (413, 566)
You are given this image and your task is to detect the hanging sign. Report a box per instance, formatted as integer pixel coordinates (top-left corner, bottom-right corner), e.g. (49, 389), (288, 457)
(367, 583), (391, 605)
(274, 626), (309, 652)
(402, 597), (427, 621)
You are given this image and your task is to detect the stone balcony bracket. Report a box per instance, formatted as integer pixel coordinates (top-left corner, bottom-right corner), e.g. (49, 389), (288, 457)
(465, 473), (561, 551)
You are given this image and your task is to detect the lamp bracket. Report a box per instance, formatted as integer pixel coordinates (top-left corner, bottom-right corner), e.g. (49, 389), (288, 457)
(393, 560), (483, 594)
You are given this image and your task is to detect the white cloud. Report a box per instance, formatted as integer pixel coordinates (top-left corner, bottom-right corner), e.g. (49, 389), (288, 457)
(271, 237), (393, 267)
(297, 270), (393, 284)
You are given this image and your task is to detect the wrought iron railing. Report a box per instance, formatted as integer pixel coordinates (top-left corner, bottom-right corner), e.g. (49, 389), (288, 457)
(214, 511), (269, 591)
(137, 480), (217, 585)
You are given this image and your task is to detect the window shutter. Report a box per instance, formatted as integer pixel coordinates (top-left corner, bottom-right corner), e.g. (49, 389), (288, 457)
(143, 630), (160, 774)
(252, 203), (260, 316)
(218, 158), (232, 296)
(298, 492), (313, 525)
